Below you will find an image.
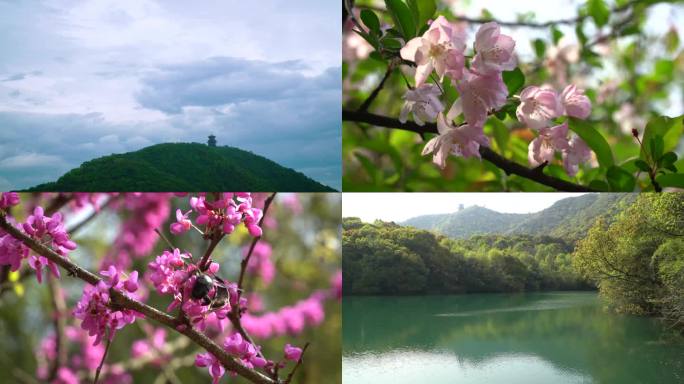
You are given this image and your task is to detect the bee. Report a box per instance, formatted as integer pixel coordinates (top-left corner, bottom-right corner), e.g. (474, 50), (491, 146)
(190, 265), (231, 310)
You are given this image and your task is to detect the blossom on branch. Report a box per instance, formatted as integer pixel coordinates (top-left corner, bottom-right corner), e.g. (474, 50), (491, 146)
(472, 22), (517, 75)
(399, 84), (444, 126)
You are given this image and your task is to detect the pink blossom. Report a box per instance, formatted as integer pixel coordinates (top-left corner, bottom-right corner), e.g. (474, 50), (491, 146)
(563, 135), (592, 176)
(448, 71), (508, 127)
(74, 269), (138, 346)
(399, 83), (444, 126)
(0, 192), (19, 209)
(472, 22), (516, 75)
(0, 224), (28, 271)
(284, 344), (303, 361)
(561, 84), (592, 119)
(421, 113), (488, 169)
(242, 292), (327, 339)
(528, 122), (570, 167)
(195, 352), (225, 384)
(170, 209), (192, 235)
(146, 248), (191, 295)
(516, 86), (563, 129)
(400, 15), (466, 86)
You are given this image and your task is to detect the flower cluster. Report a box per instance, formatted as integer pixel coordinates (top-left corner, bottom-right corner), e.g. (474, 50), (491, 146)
(400, 19), (513, 168)
(196, 333), (268, 384)
(171, 193), (263, 237)
(517, 84), (593, 175)
(0, 206), (78, 283)
(73, 266), (140, 346)
(0, 192), (19, 210)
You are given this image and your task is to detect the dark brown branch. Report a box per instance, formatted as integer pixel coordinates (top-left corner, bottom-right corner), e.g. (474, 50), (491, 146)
(343, 109), (596, 192)
(0, 216), (276, 384)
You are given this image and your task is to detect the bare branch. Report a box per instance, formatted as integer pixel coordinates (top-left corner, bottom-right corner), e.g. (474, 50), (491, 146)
(343, 109), (596, 192)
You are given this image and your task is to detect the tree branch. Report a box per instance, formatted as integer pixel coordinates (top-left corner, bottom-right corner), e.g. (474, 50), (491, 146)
(343, 109), (596, 192)
(358, 65), (393, 112)
(0, 216), (277, 384)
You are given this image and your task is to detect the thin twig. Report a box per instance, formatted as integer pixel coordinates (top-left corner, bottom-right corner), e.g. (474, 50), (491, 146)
(342, 109), (596, 192)
(237, 193), (277, 291)
(358, 65), (393, 112)
(285, 342), (310, 384)
(93, 331), (112, 384)
(68, 196), (117, 236)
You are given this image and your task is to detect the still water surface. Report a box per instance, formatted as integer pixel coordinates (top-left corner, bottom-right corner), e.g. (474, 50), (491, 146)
(343, 292), (684, 384)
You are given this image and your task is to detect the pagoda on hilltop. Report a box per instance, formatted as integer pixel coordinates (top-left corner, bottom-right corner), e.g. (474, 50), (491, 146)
(207, 134), (217, 147)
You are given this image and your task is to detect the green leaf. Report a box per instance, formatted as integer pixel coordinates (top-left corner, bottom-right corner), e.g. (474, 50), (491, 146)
(385, 0), (416, 40)
(551, 26), (563, 45)
(487, 118), (509, 151)
(533, 39), (546, 59)
(648, 135), (664, 161)
(381, 37), (403, 50)
(354, 29), (379, 50)
(360, 9), (381, 34)
(658, 151), (678, 168)
(634, 159), (651, 172)
(588, 0), (610, 27)
(568, 118), (614, 168)
(502, 67), (525, 95)
(606, 166), (636, 191)
(642, 115), (684, 155)
(407, 0), (435, 29)
(656, 173), (684, 189)
(588, 180), (610, 191)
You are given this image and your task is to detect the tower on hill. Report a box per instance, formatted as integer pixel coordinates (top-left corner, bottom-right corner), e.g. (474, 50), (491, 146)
(208, 134), (217, 147)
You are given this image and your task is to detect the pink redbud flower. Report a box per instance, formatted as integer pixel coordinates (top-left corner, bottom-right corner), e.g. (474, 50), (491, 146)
(0, 225), (29, 271)
(399, 84), (444, 126)
(0, 192), (19, 209)
(561, 84), (592, 119)
(124, 270), (139, 293)
(516, 86), (563, 129)
(563, 135), (592, 176)
(528, 121), (570, 167)
(472, 22), (517, 75)
(284, 344), (303, 361)
(147, 248), (190, 295)
(422, 113), (488, 168)
(243, 208), (263, 237)
(195, 352), (225, 384)
(170, 209), (192, 235)
(400, 15), (466, 86)
(73, 280), (137, 346)
(54, 367), (79, 384)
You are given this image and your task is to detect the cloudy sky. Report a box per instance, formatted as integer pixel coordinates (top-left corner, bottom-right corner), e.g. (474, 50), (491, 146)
(0, 0), (341, 190)
(343, 193), (587, 222)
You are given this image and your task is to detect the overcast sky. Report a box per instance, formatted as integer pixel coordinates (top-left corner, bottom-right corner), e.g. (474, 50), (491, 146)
(343, 193), (588, 222)
(0, 0), (341, 190)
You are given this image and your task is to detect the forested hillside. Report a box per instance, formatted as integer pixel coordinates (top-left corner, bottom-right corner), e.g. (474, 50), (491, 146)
(29, 143), (336, 192)
(345, 193), (683, 330)
(402, 193), (634, 240)
(343, 218), (589, 295)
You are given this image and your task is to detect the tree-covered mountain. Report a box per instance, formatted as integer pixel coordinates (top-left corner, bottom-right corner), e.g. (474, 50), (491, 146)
(28, 143), (336, 192)
(402, 193), (634, 240)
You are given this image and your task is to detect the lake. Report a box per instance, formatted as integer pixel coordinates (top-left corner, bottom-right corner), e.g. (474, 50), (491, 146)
(343, 292), (684, 384)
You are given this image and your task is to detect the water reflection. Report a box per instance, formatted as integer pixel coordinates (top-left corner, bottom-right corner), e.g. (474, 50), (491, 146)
(343, 292), (684, 384)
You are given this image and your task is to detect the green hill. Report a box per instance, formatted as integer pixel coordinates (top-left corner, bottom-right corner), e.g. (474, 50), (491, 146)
(402, 194), (634, 240)
(28, 143), (336, 192)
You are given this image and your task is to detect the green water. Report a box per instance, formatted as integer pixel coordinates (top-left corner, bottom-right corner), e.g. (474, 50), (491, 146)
(343, 292), (684, 384)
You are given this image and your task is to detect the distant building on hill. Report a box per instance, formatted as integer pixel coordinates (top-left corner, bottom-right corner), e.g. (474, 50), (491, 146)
(208, 134), (217, 147)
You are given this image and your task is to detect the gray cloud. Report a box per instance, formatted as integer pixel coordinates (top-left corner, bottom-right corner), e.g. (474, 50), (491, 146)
(0, 0), (341, 190)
